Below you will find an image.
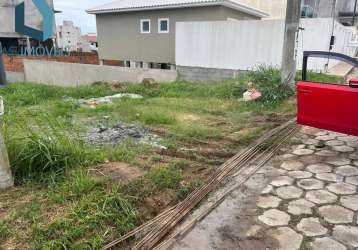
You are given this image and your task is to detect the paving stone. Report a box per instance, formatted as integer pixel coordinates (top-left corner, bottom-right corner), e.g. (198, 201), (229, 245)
(303, 139), (320, 145)
(287, 199), (315, 215)
(270, 176), (294, 187)
(259, 166), (287, 176)
(307, 163), (332, 173)
(349, 152), (358, 160)
(340, 195), (358, 211)
(306, 190), (338, 204)
(327, 158), (351, 166)
(316, 150), (337, 156)
(297, 178), (324, 190)
(347, 141), (358, 148)
(288, 171), (313, 179)
(315, 131), (328, 136)
(337, 136), (358, 143)
(316, 173), (344, 182)
(280, 160), (304, 171)
(333, 225), (358, 248)
(327, 183), (356, 195)
(258, 209), (291, 226)
(276, 186), (304, 199)
(329, 132), (347, 137)
(267, 227), (303, 250)
(325, 140), (345, 146)
(293, 144), (306, 150)
(257, 195), (281, 209)
(332, 145), (355, 153)
(335, 165), (358, 177)
(316, 135), (336, 141)
(293, 149), (314, 156)
(246, 225), (262, 237)
(297, 217), (327, 236)
(261, 185), (273, 194)
(280, 154), (296, 160)
(310, 237), (347, 250)
(346, 176), (358, 185)
(319, 205), (354, 224)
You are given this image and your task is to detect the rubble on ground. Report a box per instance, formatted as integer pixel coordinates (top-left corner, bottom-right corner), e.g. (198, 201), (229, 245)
(85, 122), (166, 149)
(79, 93), (143, 108)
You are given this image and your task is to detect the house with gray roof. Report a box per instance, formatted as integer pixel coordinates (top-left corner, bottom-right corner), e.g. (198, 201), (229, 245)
(87, 0), (268, 69)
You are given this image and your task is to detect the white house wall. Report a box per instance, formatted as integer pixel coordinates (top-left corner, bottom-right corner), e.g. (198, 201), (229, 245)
(176, 18), (356, 72)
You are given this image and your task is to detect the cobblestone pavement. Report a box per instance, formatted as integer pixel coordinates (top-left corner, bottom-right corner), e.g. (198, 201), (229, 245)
(168, 126), (358, 250)
(256, 126), (358, 250)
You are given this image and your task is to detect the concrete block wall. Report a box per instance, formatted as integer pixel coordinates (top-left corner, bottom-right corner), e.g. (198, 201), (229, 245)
(23, 60), (178, 87)
(5, 71), (25, 83)
(177, 66), (244, 82)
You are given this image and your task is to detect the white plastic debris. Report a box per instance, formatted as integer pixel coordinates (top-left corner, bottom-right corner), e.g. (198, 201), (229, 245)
(79, 93), (143, 107)
(0, 97), (4, 115)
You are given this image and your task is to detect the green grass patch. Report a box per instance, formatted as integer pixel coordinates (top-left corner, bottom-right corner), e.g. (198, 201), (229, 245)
(0, 74), (301, 248)
(296, 70), (344, 84)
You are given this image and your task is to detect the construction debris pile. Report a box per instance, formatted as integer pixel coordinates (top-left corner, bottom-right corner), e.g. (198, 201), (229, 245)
(85, 122), (166, 149)
(79, 93), (143, 108)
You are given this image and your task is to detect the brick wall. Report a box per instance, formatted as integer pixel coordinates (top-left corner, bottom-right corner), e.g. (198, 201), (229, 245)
(3, 52), (100, 72)
(102, 59), (125, 67)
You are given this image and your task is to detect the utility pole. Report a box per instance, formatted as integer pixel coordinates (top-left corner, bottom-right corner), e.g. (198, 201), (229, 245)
(353, 0), (357, 26)
(281, 0), (302, 85)
(0, 43), (12, 189)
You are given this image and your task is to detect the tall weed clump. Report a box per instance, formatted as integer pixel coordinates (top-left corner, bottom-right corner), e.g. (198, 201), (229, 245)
(247, 65), (294, 103)
(5, 115), (98, 183)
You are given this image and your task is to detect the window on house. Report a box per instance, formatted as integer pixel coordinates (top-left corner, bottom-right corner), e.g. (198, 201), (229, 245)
(158, 18), (169, 33)
(301, 5), (314, 18)
(140, 19), (151, 33)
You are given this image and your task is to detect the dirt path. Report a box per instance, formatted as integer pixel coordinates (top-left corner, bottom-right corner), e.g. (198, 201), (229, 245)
(163, 126), (358, 250)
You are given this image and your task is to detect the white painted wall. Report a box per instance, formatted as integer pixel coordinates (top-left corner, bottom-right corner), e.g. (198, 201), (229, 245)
(296, 18), (357, 71)
(176, 18), (357, 72)
(176, 19), (285, 70)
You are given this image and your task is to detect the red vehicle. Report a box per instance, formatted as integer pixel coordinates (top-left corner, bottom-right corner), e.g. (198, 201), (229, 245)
(297, 51), (358, 136)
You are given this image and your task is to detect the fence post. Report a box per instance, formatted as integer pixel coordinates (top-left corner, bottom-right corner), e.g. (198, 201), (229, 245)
(0, 42), (7, 86)
(0, 98), (13, 189)
(0, 43), (13, 189)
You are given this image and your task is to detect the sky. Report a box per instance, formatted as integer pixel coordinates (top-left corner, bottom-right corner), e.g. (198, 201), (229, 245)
(53, 0), (112, 34)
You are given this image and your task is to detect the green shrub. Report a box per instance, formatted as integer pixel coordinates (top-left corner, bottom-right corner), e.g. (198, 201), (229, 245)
(248, 65), (294, 103)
